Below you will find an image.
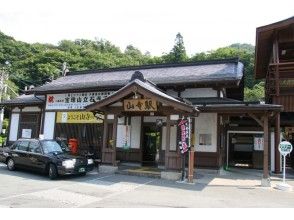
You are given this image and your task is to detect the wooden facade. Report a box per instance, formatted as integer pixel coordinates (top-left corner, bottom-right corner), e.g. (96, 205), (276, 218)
(255, 16), (294, 173)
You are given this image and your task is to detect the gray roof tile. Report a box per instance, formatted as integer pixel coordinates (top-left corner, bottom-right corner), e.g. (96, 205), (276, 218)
(27, 59), (244, 94)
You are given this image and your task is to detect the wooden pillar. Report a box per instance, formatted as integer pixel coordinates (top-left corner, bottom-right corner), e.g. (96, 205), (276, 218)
(112, 115), (118, 166)
(102, 117), (108, 163)
(274, 113), (281, 173)
(188, 117), (195, 183)
(165, 115), (171, 170)
(263, 113), (269, 179)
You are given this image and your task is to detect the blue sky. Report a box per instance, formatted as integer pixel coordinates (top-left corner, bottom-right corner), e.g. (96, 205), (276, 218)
(0, 0), (293, 55)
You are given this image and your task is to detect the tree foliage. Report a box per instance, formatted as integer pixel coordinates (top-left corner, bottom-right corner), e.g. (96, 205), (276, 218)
(0, 31), (262, 101)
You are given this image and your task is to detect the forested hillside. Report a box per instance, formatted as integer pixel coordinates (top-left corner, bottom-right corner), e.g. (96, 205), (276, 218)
(0, 31), (263, 101)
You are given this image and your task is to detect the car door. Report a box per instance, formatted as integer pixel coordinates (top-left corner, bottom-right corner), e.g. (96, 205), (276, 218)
(27, 140), (47, 172)
(11, 140), (30, 167)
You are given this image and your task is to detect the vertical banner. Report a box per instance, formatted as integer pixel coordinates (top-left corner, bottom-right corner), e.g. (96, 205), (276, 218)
(178, 118), (190, 154)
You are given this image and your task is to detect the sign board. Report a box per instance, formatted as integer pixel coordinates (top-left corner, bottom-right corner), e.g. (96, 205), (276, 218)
(279, 141), (293, 156)
(123, 99), (157, 112)
(254, 137), (264, 151)
(22, 129), (32, 138)
(178, 119), (190, 154)
(56, 112), (103, 124)
(46, 91), (114, 110)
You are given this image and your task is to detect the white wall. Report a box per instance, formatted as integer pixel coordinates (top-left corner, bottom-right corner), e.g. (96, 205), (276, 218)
(144, 116), (166, 123)
(161, 125), (177, 151)
(43, 112), (56, 139)
(12, 107), (21, 113)
(194, 113), (217, 152)
(9, 113), (20, 141)
(22, 106), (41, 112)
(131, 116), (141, 149)
(181, 88), (218, 98)
(166, 89), (178, 97)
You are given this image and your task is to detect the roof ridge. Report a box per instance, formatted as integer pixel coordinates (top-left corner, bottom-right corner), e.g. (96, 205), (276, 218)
(66, 58), (240, 76)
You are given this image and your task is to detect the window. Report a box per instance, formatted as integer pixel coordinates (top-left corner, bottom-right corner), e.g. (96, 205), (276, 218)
(28, 141), (42, 154)
(16, 141), (30, 151)
(199, 134), (212, 146)
(41, 141), (63, 154)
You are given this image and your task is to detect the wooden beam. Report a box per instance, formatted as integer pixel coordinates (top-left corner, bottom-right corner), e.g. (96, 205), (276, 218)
(102, 119), (108, 163)
(165, 115), (171, 170)
(274, 113), (281, 173)
(248, 113), (264, 128)
(112, 115), (118, 166)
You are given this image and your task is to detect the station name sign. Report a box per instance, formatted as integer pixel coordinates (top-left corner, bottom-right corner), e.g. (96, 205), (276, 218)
(123, 99), (157, 112)
(46, 91), (114, 110)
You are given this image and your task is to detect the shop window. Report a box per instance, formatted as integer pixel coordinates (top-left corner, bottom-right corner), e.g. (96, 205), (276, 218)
(199, 134), (212, 146)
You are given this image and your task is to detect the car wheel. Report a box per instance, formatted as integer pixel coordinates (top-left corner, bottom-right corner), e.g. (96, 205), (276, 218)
(48, 164), (58, 180)
(7, 158), (15, 171)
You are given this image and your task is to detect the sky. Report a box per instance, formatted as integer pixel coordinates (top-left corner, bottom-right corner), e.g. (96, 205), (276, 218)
(0, 0), (293, 56)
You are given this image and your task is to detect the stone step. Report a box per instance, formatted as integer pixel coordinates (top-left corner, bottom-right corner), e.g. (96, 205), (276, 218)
(116, 169), (161, 179)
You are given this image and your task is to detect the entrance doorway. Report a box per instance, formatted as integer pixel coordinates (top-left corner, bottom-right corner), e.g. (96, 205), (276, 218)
(142, 125), (161, 166)
(227, 131), (264, 169)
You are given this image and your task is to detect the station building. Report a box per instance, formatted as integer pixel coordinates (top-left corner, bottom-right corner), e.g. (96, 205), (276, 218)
(0, 57), (283, 184)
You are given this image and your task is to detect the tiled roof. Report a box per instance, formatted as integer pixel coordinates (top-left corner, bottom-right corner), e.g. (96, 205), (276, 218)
(0, 94), (45, 106)
(27, 58), (244, 94)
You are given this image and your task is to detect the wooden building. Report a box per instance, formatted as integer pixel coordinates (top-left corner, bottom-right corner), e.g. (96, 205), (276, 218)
(1, 58), (282, 185)
(255, 16), (294, 172)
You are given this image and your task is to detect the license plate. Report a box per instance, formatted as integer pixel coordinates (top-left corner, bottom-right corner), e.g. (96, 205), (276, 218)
(79, 167), (86, 173)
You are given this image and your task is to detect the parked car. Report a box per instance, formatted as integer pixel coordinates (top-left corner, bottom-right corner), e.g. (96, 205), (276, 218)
(0, 138), (94, 179)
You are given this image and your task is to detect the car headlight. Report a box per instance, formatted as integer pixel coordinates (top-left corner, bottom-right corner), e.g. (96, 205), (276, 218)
(3, 152), (9, 157)
(62, 159), (76, 169)
(87, 159), (94, 165)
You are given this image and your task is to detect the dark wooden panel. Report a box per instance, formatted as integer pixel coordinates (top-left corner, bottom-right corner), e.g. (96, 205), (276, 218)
(55, 123), (103, 157)
(116, 148), (141, 162)
(18, 113), (41, 139)
(273, 95), (294, 112)
(102, 151), (114, 164)
(194, 152), (220, 168)
(166, 152), (181, 170)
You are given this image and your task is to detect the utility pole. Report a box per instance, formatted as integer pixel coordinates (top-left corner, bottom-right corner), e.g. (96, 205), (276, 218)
(0, 69), (5, 134)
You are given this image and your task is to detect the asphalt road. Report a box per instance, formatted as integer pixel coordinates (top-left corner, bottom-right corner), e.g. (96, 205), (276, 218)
(0, 163), (294, 208)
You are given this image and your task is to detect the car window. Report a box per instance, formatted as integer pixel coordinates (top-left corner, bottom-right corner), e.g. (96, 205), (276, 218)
(16, 141), (30, 151)
(41, 140), (63, 154)
(10, 142), (18, 150)
(28, 141), (42, 154)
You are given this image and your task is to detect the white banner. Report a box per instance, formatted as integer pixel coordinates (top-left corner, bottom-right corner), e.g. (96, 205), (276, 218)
(46, 91), (114, 110)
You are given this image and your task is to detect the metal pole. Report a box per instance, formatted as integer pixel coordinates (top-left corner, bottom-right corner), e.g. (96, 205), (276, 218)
(181, 153), (185, 181)
(283, 155), (286, 183)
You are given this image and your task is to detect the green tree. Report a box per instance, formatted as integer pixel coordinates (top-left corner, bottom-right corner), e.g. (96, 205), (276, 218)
(164, 33), (188, 63)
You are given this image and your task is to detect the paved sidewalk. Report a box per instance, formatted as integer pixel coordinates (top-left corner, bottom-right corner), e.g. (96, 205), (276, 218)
(0, 163), (293, 207)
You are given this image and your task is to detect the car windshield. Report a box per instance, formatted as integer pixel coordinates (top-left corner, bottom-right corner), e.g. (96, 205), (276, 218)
(41, 140), (63, 154)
